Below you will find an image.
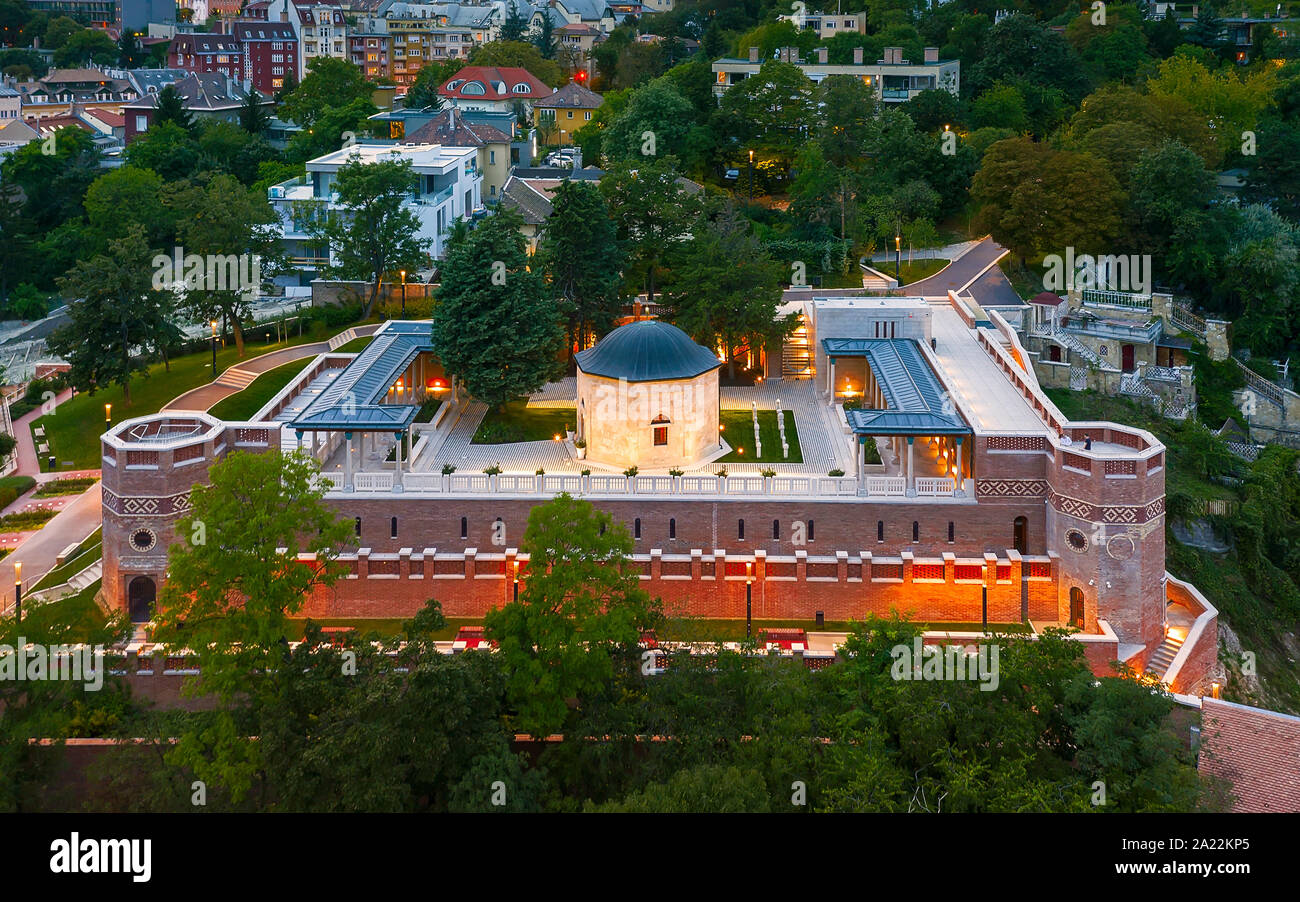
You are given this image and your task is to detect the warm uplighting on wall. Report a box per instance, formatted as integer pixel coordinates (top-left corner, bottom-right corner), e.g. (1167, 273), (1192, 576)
(1211, 681), (1221, 699)
(428, 378), (448, 392)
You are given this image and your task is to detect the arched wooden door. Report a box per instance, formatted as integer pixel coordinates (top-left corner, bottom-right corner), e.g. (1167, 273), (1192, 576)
(1069, 586), (1085, 629)
(128, 576), (156, 623)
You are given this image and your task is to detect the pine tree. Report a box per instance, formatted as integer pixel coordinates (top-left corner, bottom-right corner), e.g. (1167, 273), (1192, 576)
(537, 180), (624, 359)
(154, 84), (193, 131)
(432, 208), (565, 410)
(500, 6), (528, 43)
(533, 14), (556, 60)
(239, 87), (270, 135)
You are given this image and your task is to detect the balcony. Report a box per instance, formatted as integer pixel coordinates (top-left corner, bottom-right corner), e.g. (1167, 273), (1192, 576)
(1059, 315), (1162, 344)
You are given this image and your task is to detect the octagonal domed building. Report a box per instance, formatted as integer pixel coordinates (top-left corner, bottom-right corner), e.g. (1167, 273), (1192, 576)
(575, 320), (722, 470)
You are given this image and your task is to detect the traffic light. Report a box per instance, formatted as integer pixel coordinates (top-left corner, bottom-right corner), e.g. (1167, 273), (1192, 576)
(575, 69), (588, 84)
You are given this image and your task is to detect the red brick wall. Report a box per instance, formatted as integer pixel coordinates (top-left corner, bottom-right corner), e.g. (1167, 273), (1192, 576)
(1200, 698), (1300, 813)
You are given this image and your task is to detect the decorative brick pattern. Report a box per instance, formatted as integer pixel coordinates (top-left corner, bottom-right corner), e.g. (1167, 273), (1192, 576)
(978, 478), (1049, 498)
(1104, 459), (1137, 476)
(987, 435), (1044, 452)
(174, 443), (205, 463)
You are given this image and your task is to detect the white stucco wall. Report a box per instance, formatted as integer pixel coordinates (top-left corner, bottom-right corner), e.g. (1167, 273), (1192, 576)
(577, 369), (720, 470)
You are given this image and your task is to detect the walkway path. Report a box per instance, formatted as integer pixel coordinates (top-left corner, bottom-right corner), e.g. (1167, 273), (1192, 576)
(865, 239), (982, 265)
(0, 482), (101, 616)
(895, 237), (1009, 299)
(165, 323), (382, 413)
(9, 387), (73, 479)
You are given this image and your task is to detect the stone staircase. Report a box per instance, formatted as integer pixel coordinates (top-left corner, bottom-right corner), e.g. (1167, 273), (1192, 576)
(1145, 633), (1185, 679)
(1036, 326), (1112, 370)
(1120, 372), (1157, 400)
(214, 367), (258, 390)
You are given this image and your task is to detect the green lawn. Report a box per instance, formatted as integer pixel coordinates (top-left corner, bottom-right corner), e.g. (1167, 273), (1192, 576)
(31, 323), (362, 471)
(473, 402), (575, 444)
(896, 258), (949, 285)
(332, 336), (375, 353)
(208, 359), (312, 421)
(17, 579), (115, 644)
(718, 409), (802, 463)
(32, 528), (103, 592)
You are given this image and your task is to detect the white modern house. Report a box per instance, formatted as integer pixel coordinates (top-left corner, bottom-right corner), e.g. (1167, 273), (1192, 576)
(268, 142), (483, 285)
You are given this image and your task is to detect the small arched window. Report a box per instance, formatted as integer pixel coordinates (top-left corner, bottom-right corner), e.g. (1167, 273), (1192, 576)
(460, 516), (468, 539)
(634, 517), (641, 539)
(669, 518), (676, 539)
(390, 516), (398, 539)
(773, 519), (780, 540)
(877, 520), (884, 542)
(912, 521), (919, 542)
(738, 518), (745, 540)
(354, 516), (362, 537)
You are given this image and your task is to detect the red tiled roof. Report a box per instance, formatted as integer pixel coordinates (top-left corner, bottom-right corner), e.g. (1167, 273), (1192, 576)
(439, 66), (552, 102)
(1200, 697), (1300, 812)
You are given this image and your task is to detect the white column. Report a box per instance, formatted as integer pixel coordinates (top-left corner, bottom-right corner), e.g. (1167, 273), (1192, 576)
(393, 430), (404, 490)
(344, 432), (354, 490)
(906, 437), (915, 497)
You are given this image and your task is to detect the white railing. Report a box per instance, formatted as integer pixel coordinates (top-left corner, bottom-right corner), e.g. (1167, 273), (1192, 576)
(726, 475), (764, 494)
(680, 475), (721, 494)
(1142, 365), (1181, 383)
(865, 476), (906, 497)
(353, 471), (393, 491)
(915, 477), (955, 497)
(329, 470), (867, 498)
(450, 473), (491, 491)
(404, 473), (443, 491)
(590, 474), (627, 493)
(635, 475), (673, 493)
(543, 474), (582, 493)
(772, 476), (812, 495)
(1081, 289), (1151, 310)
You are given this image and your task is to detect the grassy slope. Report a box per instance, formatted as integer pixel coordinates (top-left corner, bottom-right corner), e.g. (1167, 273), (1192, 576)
(208, 359), (313, 421)
(31, 322), (367, 471)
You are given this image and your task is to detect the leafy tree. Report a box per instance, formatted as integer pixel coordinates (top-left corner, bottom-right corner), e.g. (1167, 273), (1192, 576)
(308, 157), (427, 318)
(600, 156), (702, 303)
(155, 450), (352, 804)
(903, 88), (966, 132)
(1243, 118), (1300, 221)
(42, 15), (80, 49)
(970, 82), (1029, 132)
(239, 87), (270, 135)
(284, 96), (376, 164)
(278, 56), (374, 129)
(664, 206), (793, 379)
(48, 227), (173, 405)
(586, 764), (772, 812)
(0, 181), (31, 307)
(165, 173), (281, 356)
(431, 207), (564, 409)
(1128, 140), (1216, 259)
(719, 60), (814, 157)
(601, 77), (695, 164)
(1145, 55), (1278, 162)
(485, 493), (661, 737)
(469, 40), (562, 86)
(537, 180), (624, 358)
(83, 165), (171, 250)
(0, 125), (100, 232)
(612, 41), (664, 90)
(969, 12), (1089, 104)
(123, 120), (201, 181)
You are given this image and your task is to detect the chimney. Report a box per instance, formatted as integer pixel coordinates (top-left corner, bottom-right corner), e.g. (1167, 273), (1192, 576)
(817, 46), (828, 65)
(924, 46), (938, 63)
(852, 46), (863, 65)
(748, 45), (759, 63)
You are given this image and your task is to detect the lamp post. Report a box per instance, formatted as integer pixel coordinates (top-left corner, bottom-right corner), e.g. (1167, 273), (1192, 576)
(13, 561), (21, 624)
(981, 564), (988, 632)
(104, 403), (111, 432)
(895, 233), (901, 279)
(210, 320), (219, 378)
(745, 561), (753, 639)
(400, 270), (407, 318)
(748, 149), (754, 202)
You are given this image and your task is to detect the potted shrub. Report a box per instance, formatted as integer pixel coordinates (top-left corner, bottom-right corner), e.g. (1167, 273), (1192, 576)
(828, 468), (845, 477)
(441, 463), (457, 475)
(574, 438), (587, 459)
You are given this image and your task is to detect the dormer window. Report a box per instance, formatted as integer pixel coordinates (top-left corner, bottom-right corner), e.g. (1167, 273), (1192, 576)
(512, 83), (531, 94)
